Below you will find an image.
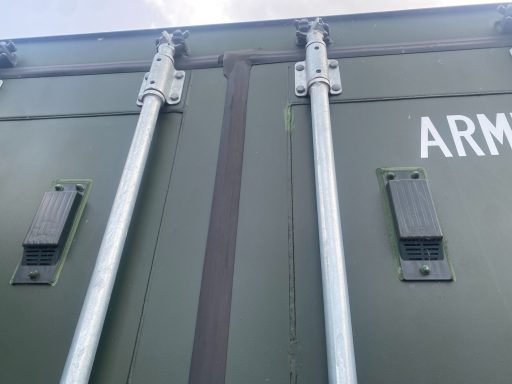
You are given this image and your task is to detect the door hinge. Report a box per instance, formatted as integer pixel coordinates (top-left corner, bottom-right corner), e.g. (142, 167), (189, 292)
(294, 59), (342, 97)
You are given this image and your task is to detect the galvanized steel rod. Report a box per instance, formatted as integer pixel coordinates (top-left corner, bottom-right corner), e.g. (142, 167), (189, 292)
(60, 33), (182, 384)
(60, 94), (162, 384)
(303, 21), (358, 384)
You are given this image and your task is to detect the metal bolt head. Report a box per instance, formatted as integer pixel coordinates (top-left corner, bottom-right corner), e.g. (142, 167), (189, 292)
(385, 172), (395, 181)
(170, 93), (180, 101)
(76, 184), (85, 192)
(331, 84), (341, 92)
(174, 71), (184, 79)
(329, 61), (338, 69)
(295, 63), (305, 71)
(420, 265), (431, 276)
(54, 184), (64, 191)
(28, 270), (40, 280)
(411, 171), (420, 179)
(296, 85), (306, 94)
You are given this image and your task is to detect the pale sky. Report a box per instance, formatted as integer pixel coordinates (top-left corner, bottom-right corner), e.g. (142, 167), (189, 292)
(0, 0), (500, 39)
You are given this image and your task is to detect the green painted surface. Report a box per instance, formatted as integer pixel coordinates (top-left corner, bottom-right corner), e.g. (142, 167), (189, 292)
(335, 48), (512, 101)
(90, 112), (183, 383)
(2, 5), (512, 384)
(0, 95), (183, 383)
(0, 73), (144, 118)
(321, 95), (512, 383)
(128, 68), (226, 384)
(225, 64), (290, 383)
(0, 115), (136, 383)
(290, 49), (512, 382)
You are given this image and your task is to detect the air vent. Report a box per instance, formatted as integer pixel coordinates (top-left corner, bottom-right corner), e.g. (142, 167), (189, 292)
(377, 168), (453, 281)
(11, 180), (91, 285)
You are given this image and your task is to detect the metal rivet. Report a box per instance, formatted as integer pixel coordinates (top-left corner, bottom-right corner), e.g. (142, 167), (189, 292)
(314, 46), (320, 50)
(175, 71), (184, 79)
(331, 84), (341, 92)
(170, 93), (180, 101)
(54, 184), (64, 191)
(149, 80), (155, 85)
(295, 64), (305, 71)
(156, 58), (162, 61)
(329, 61), (338, 69)
(315, 69), (321, 73)
(386, 172), (395, 181)
(76, 184), (85, 192)
(296, 85), (306, 94)
(420, 265), (431, 276)
(28, 270), (40, 280)
(411, 171), (420, 179)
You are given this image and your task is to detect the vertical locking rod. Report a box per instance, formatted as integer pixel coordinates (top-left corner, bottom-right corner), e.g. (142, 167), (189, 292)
(60, 31), (187, 384)
(296, 18), (358, 384)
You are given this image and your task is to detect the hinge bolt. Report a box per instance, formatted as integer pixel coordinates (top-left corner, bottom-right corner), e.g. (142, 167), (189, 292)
(55, 184), (64, 191)
(329, 61), (338, 69)
(76, 184), (85, 192)
(331, 84), (341, 92)
(296, 85), (306, 94)
(170, 93), (180, 101)
(295, 63), (305, 71)
(175, 71), (184, 79)
(420, 265), (431, 276)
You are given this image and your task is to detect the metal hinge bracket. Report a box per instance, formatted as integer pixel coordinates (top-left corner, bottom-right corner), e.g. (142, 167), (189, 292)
(137, 69), (186, 106)
(136, 30), (188, 106)
(295, 59), (342, 97)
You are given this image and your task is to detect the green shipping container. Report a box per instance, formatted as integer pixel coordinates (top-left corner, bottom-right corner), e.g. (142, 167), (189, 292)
(1, 4), (512, 383)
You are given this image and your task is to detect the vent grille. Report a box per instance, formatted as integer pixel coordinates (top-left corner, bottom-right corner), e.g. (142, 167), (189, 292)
(399, 239), (443, 261)
(22, 247), (59, 266)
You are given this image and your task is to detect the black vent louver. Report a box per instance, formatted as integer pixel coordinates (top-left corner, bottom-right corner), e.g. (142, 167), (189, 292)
(23, 247), (59, 266)
(399, 239), (443, 260)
